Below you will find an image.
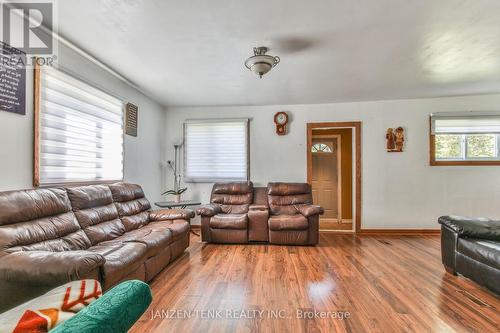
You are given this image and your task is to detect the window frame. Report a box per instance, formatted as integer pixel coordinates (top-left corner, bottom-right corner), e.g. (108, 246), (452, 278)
(429, 116), (500, 166)
(33, 63), (125, 187)
(183, 118), (250, 183)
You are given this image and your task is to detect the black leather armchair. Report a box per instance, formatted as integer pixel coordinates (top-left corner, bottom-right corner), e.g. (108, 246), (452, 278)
(438, 216), (500, 295)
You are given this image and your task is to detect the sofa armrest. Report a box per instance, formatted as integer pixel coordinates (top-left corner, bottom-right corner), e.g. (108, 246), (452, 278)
(440, 224), (458, 274)
(51, 280), (152, 333)
(297, 204), (324, 217)
(248, 206), (269, 242)
(249, 204), (268, 212)
(150, 209), (195, 221)
(438, 216), (500, 241)
(196, 204), (221, 217)
(0, 251), (105, 285)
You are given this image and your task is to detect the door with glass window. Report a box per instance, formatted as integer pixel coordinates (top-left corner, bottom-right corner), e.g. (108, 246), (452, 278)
(311, 137), (342, 228)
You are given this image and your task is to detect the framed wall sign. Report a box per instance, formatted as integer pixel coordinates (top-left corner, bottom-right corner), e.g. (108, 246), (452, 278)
(0, 42), (26, 115)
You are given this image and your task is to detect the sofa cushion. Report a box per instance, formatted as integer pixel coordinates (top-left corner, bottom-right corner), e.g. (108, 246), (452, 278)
(88, 242), (148, 289)
(268, 183), (311, 196)
(0, 188), (71, 225)
(102, 225), (173, 258)
(268, 214), (309, 231)
(457, 238), (500, 270)
(0, 251), (105, 284)
(150, 220), (190, 241)
(210, 182), (253, 214)
(109, 183), (151, 231)
(67, 185), (125, 245)
(210, 214), (248, 230)
(212, 182), (253, 195)
(0, 188), (91, 252)
(267, 182), (313, 216)
(5, 227), (92, 253)
(67, 185), (114, 210)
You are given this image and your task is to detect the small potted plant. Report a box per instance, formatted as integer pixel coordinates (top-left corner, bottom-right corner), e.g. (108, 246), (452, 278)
(162, 187), (187, 203)
(162, 144), (187, 203)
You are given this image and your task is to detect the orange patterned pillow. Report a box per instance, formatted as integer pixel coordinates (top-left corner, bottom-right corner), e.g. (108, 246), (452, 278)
(0, 280), (102, 333)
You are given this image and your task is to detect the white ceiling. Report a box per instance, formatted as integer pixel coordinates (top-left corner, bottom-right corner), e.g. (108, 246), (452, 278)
(57, 0), (500, 107)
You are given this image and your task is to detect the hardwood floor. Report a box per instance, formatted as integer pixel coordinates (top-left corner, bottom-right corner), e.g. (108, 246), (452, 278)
(130, 233), (499, 333)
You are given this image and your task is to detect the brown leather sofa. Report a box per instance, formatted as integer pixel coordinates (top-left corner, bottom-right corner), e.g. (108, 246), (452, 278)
(197, 182), (323, 245)
(439, 216), (500, 295)
(0, 183), (194, 312)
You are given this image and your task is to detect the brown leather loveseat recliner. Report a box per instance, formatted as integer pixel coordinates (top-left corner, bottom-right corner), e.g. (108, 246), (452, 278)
(0, 182), (194, 312)
(197, 182), (323, 245)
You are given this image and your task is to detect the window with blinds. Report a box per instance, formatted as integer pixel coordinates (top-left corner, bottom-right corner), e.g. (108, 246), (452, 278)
(184, 119), (249, 182)
(35, 66), (124, 185)
(430, 112), (500, 165)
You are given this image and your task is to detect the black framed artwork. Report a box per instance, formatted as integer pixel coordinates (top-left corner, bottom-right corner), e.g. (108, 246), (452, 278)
(0, 41), (26, 115)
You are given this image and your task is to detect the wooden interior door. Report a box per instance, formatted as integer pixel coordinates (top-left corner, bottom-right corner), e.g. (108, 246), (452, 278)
(311, 137), (342, 228)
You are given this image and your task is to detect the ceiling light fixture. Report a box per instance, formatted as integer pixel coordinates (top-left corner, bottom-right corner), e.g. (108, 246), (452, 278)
(244, 47), (280, 78)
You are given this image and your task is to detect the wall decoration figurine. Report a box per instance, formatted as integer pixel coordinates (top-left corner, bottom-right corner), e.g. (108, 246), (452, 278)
(394, 127), (405, 152)
(386, 126), (404, 152)
(386, 128), (395, 151)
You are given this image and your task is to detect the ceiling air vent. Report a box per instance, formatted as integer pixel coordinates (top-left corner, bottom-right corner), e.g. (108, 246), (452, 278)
(125, 102), (138, 137)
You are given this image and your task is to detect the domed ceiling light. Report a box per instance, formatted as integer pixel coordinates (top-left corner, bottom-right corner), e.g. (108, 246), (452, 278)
(244, 47), (280, 78)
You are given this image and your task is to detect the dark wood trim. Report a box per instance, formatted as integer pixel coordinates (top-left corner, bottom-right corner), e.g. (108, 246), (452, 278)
(429, 116), (435, 166)
(429, 116), (500, 166)
(359, 229), (441, 236)
(307, 122), (362, 233)
(355, 123), (362, 234)
(431, 159), (500, 166)
(33, 61), (41, 187)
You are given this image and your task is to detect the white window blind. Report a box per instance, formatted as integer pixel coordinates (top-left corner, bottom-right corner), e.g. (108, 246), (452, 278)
(184, 119), (249, 182)
(38, 67), (124, 185)
(430, 112), (500, 162)
(431, 112), (500, 134)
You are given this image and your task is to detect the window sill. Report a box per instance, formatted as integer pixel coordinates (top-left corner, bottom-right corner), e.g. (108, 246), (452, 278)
(184, 178), (248, 183)
(430, 160), (500, 166)
(36, 179), (123, 188)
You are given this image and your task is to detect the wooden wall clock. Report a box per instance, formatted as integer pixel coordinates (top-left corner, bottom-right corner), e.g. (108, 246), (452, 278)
(274, 111), (289, 135)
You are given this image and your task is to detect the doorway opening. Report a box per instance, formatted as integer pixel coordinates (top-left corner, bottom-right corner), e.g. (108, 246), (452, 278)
(307, 122), (361, 233)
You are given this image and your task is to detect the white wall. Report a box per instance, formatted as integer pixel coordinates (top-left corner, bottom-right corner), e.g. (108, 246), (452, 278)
(0, 43), (166, 202)
(165, 94), (500, 229)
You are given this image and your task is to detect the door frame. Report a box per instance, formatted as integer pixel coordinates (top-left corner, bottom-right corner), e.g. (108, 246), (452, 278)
(307, 122), (362, 233)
